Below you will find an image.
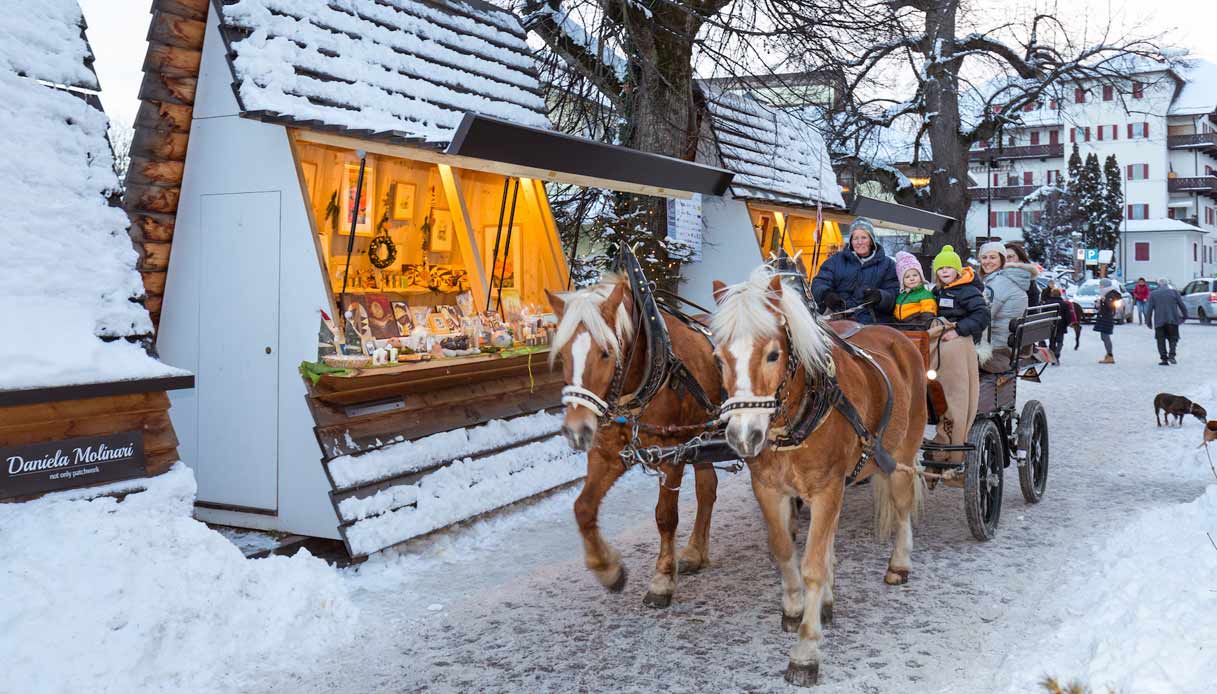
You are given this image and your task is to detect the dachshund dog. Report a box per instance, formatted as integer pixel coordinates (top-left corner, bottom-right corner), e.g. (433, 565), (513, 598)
(1154, 393), (1208, 427)
(1205, 420), (1217, 447)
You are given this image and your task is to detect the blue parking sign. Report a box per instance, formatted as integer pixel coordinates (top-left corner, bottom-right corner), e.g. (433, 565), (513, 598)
(1084, 248), (1100, 264)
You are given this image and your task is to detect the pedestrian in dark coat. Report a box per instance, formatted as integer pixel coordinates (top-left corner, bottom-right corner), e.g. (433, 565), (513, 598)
(1041, 288), (1069, 359)
(811, 217), (899, 324)
(1145, 278), (1188, 365)
(1092, 279), (1121, 364)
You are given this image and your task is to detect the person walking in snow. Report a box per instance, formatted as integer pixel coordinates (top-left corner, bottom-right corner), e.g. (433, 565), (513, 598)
(1132, 277), (1152, 325)
(811, 217), (899, 324)
(1145, 278), (1188, 365)
(1092, 278), (1121, 364)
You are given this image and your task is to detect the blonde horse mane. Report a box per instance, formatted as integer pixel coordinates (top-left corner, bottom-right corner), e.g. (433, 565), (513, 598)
(550, 274), (634, 366)
(710, 265), (834, 375)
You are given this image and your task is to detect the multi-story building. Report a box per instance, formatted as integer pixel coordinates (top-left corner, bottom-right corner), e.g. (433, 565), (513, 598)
(965, 61), (1217, 284)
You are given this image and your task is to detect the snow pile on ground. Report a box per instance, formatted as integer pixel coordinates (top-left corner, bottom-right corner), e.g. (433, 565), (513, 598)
(997, 481), (1217, 693)
(0, 465), (358, 694)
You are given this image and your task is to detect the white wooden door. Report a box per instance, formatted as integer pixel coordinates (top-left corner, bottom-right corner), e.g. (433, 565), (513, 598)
(197, 191), (280, 511)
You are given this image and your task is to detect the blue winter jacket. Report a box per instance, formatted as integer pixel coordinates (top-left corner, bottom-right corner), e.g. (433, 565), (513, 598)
(810, 245), (900, 324)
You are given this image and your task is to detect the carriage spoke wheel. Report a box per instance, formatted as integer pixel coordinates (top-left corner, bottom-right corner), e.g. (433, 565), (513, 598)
(1017, 401), (1050, 504)
(964, 418), (1004, 541)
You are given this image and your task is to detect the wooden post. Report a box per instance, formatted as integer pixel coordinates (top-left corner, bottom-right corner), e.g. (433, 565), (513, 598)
(520, 178), (571, 291)
(286, 129), (342, 340)
(438, 165), (489, 313)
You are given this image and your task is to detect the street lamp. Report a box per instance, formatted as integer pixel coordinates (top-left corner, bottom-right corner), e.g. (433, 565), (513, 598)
(1072, 230), (1084, 282)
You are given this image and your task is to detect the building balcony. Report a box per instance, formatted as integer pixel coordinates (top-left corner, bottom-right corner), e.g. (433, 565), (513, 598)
(969, 143), (1064, 162)
(1167, 132), (1217, 155)
(1167, 175), (1217, 199)
(970, 185), (1040, 200)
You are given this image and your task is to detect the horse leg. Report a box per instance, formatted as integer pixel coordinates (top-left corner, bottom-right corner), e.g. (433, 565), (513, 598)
(785, 483), (844, 687)
(874, 461), (921, 585)
(574, 448), (628, 592)
(678, 464), (718, 575)
(644, 462), (684, 608)
(752, 477), (803, 632)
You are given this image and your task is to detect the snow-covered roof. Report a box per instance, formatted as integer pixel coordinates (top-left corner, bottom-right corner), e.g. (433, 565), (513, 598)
(1169, 59), (1217, 117)
(0, 1), (183, 392)
(0, 0), (99, 90)
(216, 0), (550, 146)
(704, 90), (844, 209)
(1121, 218), (1208, 234)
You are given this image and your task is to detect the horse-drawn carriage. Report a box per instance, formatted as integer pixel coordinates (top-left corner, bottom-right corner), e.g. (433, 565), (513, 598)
(908, 305), (1057, 540)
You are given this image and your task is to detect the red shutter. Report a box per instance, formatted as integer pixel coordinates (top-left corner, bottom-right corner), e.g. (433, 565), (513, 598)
(1070, 128), (1076, 143)
(1126, 164), (1133, 180)
(1017, 211), (1024, 226)
(1050, 129), (1060, 144)
(1144, 122), (1150, 137)
(1085, 127), (1091, 142)
(1133, 81), (1144, 99)
(1023, 102), (1034, 112)
(1127, 123), (1133, 138)
(1030, 131), (1040, 145)
(1143, 164), (1150, 178)
(1112, 124), (1119, 140)
(1097, 126), (1104, 141)
(1075, 88), (1085, 103)
(990, 211), (998, 227)
(1024, 171), (1033, 185)
(1127, 204), (1134, 219)
(1135, 242), (1149, 261)
(993, 173), (1000, 186)
(1050, 98), (1058, 109)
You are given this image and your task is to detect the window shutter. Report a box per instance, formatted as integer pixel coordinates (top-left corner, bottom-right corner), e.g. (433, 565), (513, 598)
(1143, 164), (1150, 178)
(991, 211), (998, 227)
(1144, 122), (1150, 137)
(1112, 124), (1119, 140)
(1126, 164), (1133, 180)
(1050, 129), (1059, 144)
(1070, 128), (1076, 143)
(1024, 171), (1033, 185)
(1127, 204), (1133, 219)
(1030, 131), (1040, 145)
(1075, 87), (1085, 103)
(1127, 123), (1133, 138)
(1097, 127), (1104, 141)
(1103, 85), (1113, 101)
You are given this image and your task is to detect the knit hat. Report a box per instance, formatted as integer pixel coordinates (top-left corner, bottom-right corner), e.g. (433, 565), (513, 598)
(978, 240), (1008, 258)
(932, 245), (963, 273)
(848, 217), (876, 240)
(894, 251), (925, 285)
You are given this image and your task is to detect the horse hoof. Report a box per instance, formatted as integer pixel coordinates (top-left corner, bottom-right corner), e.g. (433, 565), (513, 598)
(820, 603), (834, 626)
(677, 559), (703, 575)
(884, 568), (909, 586)
(781, 612), (803, 633)
(643, 591), (672, 609)
(606, 565), (628, 593)
(784, 661), (819, 687)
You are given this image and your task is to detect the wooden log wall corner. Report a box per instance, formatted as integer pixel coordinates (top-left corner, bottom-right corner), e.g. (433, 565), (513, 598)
(122, 0), (208, 331)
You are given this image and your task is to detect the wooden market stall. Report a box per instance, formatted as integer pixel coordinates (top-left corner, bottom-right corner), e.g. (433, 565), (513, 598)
(127, 0), (729, 551)
(1, 2), (192, 504)
(681, 89), (952, 306)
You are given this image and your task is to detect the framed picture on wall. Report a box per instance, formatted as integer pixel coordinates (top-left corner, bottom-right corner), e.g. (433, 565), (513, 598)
(391, 182), (415, 221)
(430, 209), (454, 252)
(483, 226), (521, 290)
(365, 294), (399, 339)
(342, 162), (375, 236)
(391, 301), (413, 335)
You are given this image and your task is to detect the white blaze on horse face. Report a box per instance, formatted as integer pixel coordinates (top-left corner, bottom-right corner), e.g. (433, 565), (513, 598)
(570, 332), (592, 389)
(725, 336), (770, 445)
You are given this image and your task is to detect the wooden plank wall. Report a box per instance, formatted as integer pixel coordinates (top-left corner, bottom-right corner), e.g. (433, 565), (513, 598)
(0, 392), (182, 503)
(123, 0), (209, 329)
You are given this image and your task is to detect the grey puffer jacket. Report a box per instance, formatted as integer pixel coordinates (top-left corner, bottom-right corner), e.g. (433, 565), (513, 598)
(981, 262), (1037, 358)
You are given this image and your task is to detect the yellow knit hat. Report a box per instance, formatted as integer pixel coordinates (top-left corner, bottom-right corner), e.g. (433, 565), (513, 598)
(932, 245), (963, 273)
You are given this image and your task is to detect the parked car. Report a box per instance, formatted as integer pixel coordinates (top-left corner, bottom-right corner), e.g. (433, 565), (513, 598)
(1180, 278), (1217, 324)
(1067, 279), (1134, 323)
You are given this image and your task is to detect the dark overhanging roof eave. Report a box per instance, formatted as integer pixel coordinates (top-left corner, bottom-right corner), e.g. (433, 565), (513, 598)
(848, 195), (955, 235)
(446, 113), (734, 197)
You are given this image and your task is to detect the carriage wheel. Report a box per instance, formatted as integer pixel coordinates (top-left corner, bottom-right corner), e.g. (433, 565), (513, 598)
(964, 418), (1004, 541)
(1017, 401), (1050, 504)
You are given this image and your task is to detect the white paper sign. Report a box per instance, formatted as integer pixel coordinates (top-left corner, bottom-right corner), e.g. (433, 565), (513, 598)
(666, 194), (703, 261)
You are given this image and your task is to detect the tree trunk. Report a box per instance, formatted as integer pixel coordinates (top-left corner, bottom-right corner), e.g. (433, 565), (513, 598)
(921, 1), (972, 256)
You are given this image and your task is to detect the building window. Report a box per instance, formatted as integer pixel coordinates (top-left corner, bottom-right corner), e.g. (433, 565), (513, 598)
(1074, 87), (1086, 104)
(1070, 127), (1091, 143)
(1030, 131), (1040, 145)
(1007, 174), (1020, 186)
(1103, 85), (1114, 101)
(1022, 102), (1035, 112)
(1133, 81), (1145, 99)
(1128, 122), (1150, 139)
(1050, 129), (1060, 145)
(1207, 207), (1215, 225)
(1023, 171), (1034, 185)
(1127, 203), (1149, 220)
(993, 211), (1023, 227)
(1126, 164), (1149, 180)
(1049, 98), (1059, 110)
(1047, 170), (1062, 184)
(1135, 242), (1150, 261)
(993, 173), (1000, 186)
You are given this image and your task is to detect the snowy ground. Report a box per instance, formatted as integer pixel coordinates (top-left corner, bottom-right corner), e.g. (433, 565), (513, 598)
(5, 324), (1215, 693)
(266, 322), (1217, 694)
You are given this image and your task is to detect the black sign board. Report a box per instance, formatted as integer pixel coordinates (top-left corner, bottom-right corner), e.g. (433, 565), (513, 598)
(1, 430), (145, 500)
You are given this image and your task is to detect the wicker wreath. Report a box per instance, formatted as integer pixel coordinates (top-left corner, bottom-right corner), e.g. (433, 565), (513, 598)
(368, 234), (397, 269)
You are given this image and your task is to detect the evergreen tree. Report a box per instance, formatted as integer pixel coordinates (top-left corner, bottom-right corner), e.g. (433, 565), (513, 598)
(1100, 154), (1124, 251)
(1077, 152), (1108, 249)
(1067, 143), (1083, 183)
(1021, 186), (1075, 268)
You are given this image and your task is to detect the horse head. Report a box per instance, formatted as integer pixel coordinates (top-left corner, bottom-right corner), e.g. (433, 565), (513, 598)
(711, 266), (833, 458)
(546, 277), (634, 451)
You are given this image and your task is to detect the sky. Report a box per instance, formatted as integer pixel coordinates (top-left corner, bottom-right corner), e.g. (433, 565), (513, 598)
(80, 0), (1217, 127)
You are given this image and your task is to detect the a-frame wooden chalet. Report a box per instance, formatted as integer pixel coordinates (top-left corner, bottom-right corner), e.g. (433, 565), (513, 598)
(124, 0), (730, 553)
(0, 0), (192, 503)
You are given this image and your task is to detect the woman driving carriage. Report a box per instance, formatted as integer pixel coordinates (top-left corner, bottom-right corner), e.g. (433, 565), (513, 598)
(811, 218), (899, 323)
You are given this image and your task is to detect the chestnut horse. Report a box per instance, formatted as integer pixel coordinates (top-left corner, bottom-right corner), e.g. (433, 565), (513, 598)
(710, 267), (927, 686)
(546, 275), (722, 607)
